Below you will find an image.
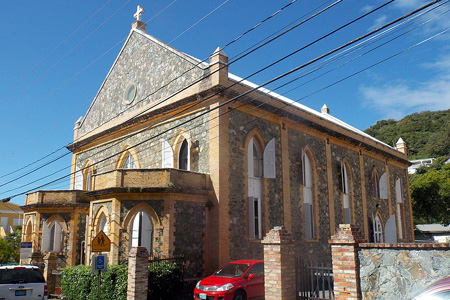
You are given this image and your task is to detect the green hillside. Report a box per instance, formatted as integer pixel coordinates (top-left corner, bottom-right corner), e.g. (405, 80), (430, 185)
(364, 109), (450, 159)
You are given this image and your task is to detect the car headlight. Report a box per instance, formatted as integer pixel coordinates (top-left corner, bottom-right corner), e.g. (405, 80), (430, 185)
(196, 281), (201, 289)
(217, 283), (234, 291)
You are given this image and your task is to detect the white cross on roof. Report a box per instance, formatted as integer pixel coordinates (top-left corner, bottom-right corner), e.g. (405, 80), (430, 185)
(133, 5), (145, 22)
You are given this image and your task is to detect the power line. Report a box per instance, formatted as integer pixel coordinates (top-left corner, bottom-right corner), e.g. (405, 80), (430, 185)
(0, 0), (312, 180)
(4, 0), (442, 199)
(3, 0), (445, 198)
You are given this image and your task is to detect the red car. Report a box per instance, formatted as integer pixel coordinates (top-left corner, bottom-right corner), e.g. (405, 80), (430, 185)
(194, 260), (264, 300)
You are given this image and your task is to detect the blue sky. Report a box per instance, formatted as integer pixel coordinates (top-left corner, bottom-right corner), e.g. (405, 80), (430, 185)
(0, 0), (449, 205)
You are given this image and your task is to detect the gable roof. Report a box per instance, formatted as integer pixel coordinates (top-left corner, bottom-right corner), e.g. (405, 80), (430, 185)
(72, 26), (402, 158)
(75, 28), (209, 139)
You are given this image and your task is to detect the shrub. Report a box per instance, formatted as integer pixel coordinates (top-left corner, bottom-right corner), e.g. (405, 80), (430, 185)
(148, 260), (183, 300)
(61, 261), (183, 300)
(61, 264), (127, 300)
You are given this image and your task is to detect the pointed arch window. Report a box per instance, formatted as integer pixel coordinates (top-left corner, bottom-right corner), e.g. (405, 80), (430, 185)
(24, 219), (33, 243)
(248, 137), (262, 240)
(371, 169), (380, 199)
(341, 162), (351, 224)
(178, 139), (189, 171)
(373, 215), (384, 243)
(98, 213), (109, 236)
(42, 220), (63, 253)
(82, 161), (94, 191)
(130, 211), (153, 253)
(395, 178), (404, 239)
(302, 151), (315, 239)
(122, 152), (136, 169)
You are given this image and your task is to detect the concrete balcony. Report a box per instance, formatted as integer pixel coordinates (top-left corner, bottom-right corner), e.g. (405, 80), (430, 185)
(91, 168), (211, 193)
(23, 190), (90, 208)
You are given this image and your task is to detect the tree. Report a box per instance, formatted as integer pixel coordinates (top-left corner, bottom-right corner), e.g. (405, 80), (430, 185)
(411, 162), (450, 225)
(0, 226), (22, 263)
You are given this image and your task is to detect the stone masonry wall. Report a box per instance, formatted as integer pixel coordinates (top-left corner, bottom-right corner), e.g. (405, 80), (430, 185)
(173, 201), (206, 278)
(227, 110), (282, 261)
(388, 165), (413, 240)
(330, 144), (364, 232)
(79, 31), (207, 134)
(288, 128), (330, 262)
(76, 110), (210, 175)
(358, 244), (450, 300)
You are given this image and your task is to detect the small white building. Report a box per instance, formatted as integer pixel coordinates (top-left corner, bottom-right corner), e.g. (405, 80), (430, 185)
(408, 158), (435, 174)
(415, 224), (450, 243)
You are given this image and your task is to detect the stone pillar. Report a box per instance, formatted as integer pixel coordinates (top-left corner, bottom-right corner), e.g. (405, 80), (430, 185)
(30, 251), (44, 274)
(330, 224), (364, 300)
(262, 226), (296, 300)
(127, 247), (149, 300)
(43, 253), (58, 295)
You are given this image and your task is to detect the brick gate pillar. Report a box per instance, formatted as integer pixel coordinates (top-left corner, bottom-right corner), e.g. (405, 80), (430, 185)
(262, 226), (296, 300)
(330, 224), (364, 300)
(127, 247), (149, 300)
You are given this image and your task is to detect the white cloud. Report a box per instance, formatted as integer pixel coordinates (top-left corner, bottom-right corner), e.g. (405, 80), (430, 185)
(369, 15), (388, 31)
(393, 0), (427, 10)
(361, 5), (375, 13)
(359, 55), (450, 119)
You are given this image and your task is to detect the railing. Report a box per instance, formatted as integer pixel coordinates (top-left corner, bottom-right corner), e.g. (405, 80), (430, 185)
(296, 257), (334, 300)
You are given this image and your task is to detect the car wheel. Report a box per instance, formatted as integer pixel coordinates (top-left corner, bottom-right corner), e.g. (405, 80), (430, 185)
(233, 290), (247, 300)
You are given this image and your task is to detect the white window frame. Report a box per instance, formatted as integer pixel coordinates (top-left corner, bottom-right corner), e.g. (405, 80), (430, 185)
(373, 215), (384, 243)
(302, 152), (314, 240)
(372, 170), (380, 199)
(248, 137), (262, 240)
(98, 214), (109, 236)
(130, 211), (153, 254)
(395, 178), (404, 239)
(342, 163), (351, 224)
(122, 152), (136, 169)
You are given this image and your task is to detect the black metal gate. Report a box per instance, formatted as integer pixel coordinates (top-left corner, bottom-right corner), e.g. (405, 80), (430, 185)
(296, 257), (334, 300)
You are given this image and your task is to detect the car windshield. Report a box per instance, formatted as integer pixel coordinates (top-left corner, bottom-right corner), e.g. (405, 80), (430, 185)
(0, 268), (45, 284)
(214, 263), (250, 278)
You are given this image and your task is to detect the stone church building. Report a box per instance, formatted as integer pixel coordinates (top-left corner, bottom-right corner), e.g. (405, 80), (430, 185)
(21, 9), (413, 277)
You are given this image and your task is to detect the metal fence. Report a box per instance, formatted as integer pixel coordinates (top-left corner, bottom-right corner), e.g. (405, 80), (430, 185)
(296, 257), (334, 300)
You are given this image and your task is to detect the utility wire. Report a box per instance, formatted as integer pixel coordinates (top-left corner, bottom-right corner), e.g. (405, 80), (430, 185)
(169, 0), (230, 44)
(0, 0), (114, 105)
(3, 0), (441, 198)
(0, 0), (313, 180)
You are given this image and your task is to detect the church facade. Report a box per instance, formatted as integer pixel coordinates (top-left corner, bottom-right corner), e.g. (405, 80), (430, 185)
(21, 13), (413, 276)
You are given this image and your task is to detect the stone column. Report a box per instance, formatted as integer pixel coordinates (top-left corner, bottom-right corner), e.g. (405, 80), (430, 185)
(127, 247), (149, 300)
(262, 226), (296, 300)
(329, 224), (364, 300)
(30, 251), (44, 274)
(43, 252), (58, 295)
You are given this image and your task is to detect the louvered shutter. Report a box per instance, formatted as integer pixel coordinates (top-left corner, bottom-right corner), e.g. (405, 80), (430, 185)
(161, 140), (174, 168)
(74, 166), (83, 190)
(379, 173), (388, 199)
(263, 138), (276, 178)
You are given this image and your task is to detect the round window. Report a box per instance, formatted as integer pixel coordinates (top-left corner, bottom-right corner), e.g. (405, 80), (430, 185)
(124, 83), (137, 104)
